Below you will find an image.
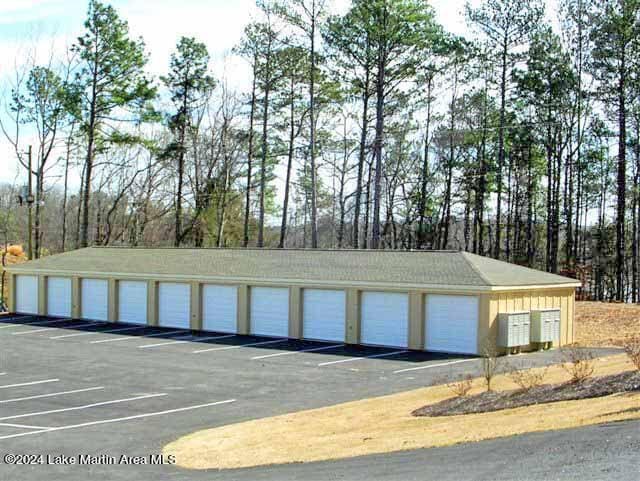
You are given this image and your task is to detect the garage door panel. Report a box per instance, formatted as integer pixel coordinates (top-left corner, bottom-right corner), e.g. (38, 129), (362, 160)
(426, 295), (478, 354)
(81, 279), (109, 321)
(303, 289), (345, 342)
(158, 282), (190, 329)
(361, 292), (408, 348)
(15, 275), (38, 314)
(47, 277), (71, 317)
(118, 281), (147, 325)
(202, 285), (237, 333)
(250, 287), (289, 337)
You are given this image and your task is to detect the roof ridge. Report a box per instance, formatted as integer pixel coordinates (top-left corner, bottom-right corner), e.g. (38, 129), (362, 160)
(89, 246), (462, 253)
(459, 251), (492, 286)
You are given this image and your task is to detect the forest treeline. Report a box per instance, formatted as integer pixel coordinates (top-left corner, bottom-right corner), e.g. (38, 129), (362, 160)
(0, 0), (639, 302)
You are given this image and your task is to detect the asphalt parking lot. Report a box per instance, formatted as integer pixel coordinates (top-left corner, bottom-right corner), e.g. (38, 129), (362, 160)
(0, 313), (624, 480)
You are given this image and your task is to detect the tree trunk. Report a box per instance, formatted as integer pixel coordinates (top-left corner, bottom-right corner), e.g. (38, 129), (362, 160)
(308, 0), (319, 249)
(418, 74), (433, 249)
(371, 39), (386, 250)
(494, 37), (508, 259)
(243, 61), (258, 248)
(279, 76), (296, 249)
(615, 56), (626, 301)
(353, 52), (371, 249)
(258, 68), (271, 248)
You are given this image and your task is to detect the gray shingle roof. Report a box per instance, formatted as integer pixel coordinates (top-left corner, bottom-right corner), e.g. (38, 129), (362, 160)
(8, 247), (579, 288)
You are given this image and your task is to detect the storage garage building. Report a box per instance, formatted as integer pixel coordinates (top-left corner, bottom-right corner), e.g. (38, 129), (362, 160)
(6, 247), (580, 355)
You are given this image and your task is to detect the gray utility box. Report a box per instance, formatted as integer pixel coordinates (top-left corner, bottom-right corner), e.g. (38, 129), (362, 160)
(530, 308), (561, 343)
(498, 311), (531, 348)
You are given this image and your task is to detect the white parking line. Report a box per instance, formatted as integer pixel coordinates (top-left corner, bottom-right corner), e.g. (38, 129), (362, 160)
(90, 329), (188, 344)
(0, 393), (167, 422)
(2, 317), (73, 332)
(11, 319), (80, 335)
(0, 373), (5, 376)
(0, 398), (236, 440)
(49, 323), (107, 339)
(139, 334), (235, 349)
(12, 327), (56, 335)
(251, 344), (344, 360)
(81, 326), (146, 341)
(318, 350), (408, 367)
(0, 316), (33, 327)
(99, 326), (147, 334)
(0, 379), (59, 390)
(0, 386), (105, 404)
(393, 358), (478, 374)
(193, 338), (287, 354)
(0, 422), (52, 430)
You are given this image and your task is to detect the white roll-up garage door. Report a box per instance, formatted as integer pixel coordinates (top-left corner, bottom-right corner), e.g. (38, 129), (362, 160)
(425, 295), (479, 354)
(15, 275), (38, 314)
(47, 277), (71, 317)
(360, 292), (408, 348)
(118, 281), (147, 325)
(81, 278), (109, 321)
(250, 287), (289, 337)
(202, 284), (237, 333)
(158, 282), (190, 329)
(303, 289), (345, 342)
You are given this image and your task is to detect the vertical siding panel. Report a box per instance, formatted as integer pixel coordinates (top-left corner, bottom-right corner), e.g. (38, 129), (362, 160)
(236, 285), (249, 335)
(408, 291), (424, 350)
(147, 280), (158, 327)
(345, 288), (360, 344)
(37, 276), (47, 315)
(288, 286), (302, 339)
(71, 277), (81, 319)
(560, 293), (568, 345)
(190, 282), (202, 331)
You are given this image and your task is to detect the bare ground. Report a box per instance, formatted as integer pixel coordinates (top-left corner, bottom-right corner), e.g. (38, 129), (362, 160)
(575, 301), (640, 347)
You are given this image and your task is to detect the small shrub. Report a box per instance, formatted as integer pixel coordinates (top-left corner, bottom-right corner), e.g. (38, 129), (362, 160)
(561, 347), (595, 383)
(447, 375), (473, 397)
(6, 245), (24, 257)
(508, 365), (548, 391)
(482, 341), (501, 391)
(623, 337), (640, 371)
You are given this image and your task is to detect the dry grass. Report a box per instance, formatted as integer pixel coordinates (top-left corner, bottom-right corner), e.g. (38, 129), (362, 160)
(575, 301), (640, 347)
(164, 354), (640, 470)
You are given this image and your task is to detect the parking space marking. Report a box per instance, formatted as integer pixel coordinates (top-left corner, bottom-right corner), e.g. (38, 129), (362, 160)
(0, 398), (236, 441)
(48, 323), (108, 339)
(193, 338), (287, 354)
(0, 386), (105, 405)
(1, 317), (73, 331)
(0, 422), (52, 430)
(139, 334), (235, 349)
(0, 373), (5, 376)
(12, 327), (56, 335)
(0, 316), (34, 327)
(89, 329), (188, 344)
(97, 326), (146, 334)
(0, 393), (167, 422)
(251, 344), (344, 360)
(0, 379), (59, 390)
(393, 358), (478, 374)
(318, 350), (408, 367)
(86, 326), (148, 342)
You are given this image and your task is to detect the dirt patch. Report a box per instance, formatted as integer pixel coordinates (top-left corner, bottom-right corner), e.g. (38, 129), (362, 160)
(414, 371), (640, 417)
(163, 354), (640, 470)
(575, 301), (640, 347)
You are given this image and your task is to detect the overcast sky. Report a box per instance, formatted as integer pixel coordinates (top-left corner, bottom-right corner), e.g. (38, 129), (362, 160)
(0, 0), (559, 188)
